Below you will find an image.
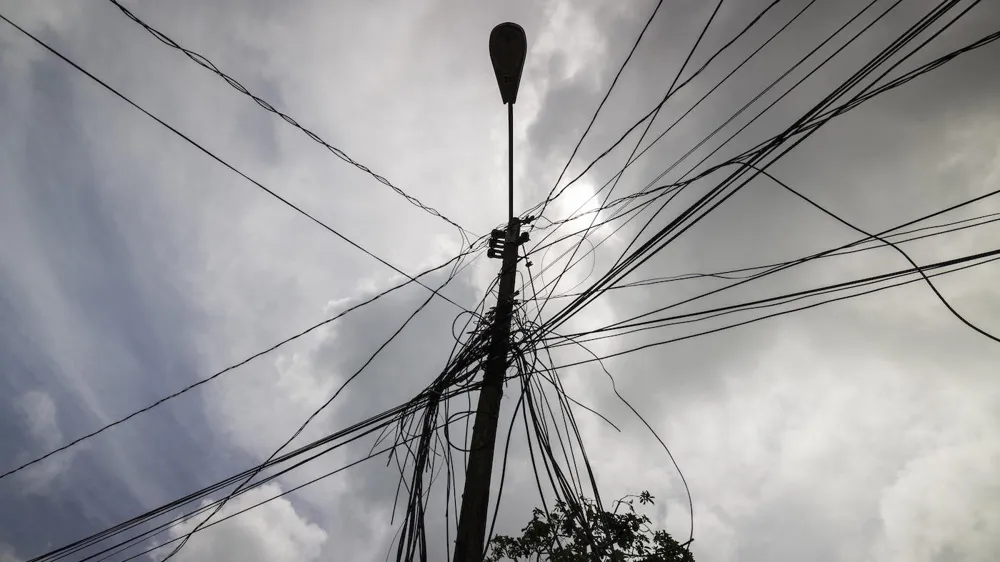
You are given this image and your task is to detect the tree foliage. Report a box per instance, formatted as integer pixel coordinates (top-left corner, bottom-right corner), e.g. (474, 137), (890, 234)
(486, 491), (693, 562)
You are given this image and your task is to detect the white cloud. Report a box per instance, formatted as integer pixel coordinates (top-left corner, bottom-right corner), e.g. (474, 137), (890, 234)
(575, 327), (1000, 562)
(0, 543), (22, 562)
(161, 483), (327, 562)
(16, 391), (61, 449)
(875, 441), (1000, 562)
(13, 391), (72, 492)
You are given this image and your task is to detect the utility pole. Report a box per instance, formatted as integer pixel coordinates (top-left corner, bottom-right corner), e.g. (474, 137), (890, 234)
(453, 22), (527, 562)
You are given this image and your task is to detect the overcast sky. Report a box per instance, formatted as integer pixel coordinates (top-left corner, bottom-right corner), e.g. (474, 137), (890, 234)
(1, 1), (999, 561)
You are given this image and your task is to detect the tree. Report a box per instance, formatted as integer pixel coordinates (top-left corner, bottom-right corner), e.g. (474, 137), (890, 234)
(486, 491), (693, 562)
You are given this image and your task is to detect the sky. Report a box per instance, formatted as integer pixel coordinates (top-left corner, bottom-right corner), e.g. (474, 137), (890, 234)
(1, 0), (999, 561)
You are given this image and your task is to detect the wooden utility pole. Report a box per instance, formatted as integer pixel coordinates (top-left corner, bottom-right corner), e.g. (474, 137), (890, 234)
(453, 22), (526, 562)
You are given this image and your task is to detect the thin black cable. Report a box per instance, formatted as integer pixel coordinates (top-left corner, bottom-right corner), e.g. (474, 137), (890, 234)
(0, 249), (472, 482)
(520, 246), (612, 540)
(527, 0), (895, 292)
(631, 26), (1000, 209)
(160, 267), (465, 560)
(584, 0), (989, 336)
(524, 0), (816, 259)
(0, 12), (471, 313)
(109, 449), (393, 562)
(598, 173), (1000, 340)
(33, 317), (495, 562)
(532, 20), (1000, 315)
(605, 0), (817, 201)
(520, 0), (858, 321)
(103, 0), (473, 240)
(751, 164), (1000, 343)
(540, 0), (968, 339)
(550, 245), (1000, 347)
(552, 249), (1000, 370)
(600, 0), (903, 287)
(540, 330), (694, 545)
(535, 0), (665, 221)
(521, 308), (604, 511)
(529, 0), (782, 222)
(103, 411), (479, 562)
(637, 0), (892, 207)
(32, 381), (481, 562)
(531, 208), (1000, 303)
(521, 244), (623, 436)
(532, 0), (727, 327)
(77, 418), (419, 562)
(0, 11), (482, 482)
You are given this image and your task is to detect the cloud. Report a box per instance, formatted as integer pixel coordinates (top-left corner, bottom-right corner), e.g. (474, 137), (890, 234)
(0, 543), (22, 562)
(875, 440), (1000, 562)
(160, 483), (327, 562)
(12, 391), (70, 492)
(4, 0), (1000, 561)
(571, 320), (1000, 562)
(16, 391), (62, 448)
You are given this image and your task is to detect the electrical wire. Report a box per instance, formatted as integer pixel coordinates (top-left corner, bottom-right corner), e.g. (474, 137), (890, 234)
(534, 0), (666, 224)
(532, 0), (974, 342)
(102, 0), (474, 241)
(0, 12), (474, 313)
(0, 248), (478, 482)
(550, 247), (1000, 370)
(750, 164), (1000, 343)
(12, 2), (999, 561)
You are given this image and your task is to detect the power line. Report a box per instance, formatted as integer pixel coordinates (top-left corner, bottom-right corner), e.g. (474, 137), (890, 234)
(594, 0), (908, 286)
(529, 0), (731, 329)
(0, 247), (475, 482)
(30, 288), (497, 561)
(530, 208), (1000, 302)
(524, 0), (818, 244)
(577, 0), (995, 337)
(751, 165), (1000, 344)
(488, 6), (994, 550)
(596, 176), (1000, 342)
(634, 0), (895, 207)
(0, 12), (474, 314)
(520, 240), (696, 546)
(31, 389), (461, 562)
(102, 0), (474, 240)
(549, 246), (1000, 368)
(10, 2), (999, 560)
(0, 11), (486, 483)
(550, 18), (1000, 286)
(534, 0), (975, 339)
(519, 0), (873, 315)
(550, 245), (1000, 345)
(528, 0), (785, 223)
(159, 249), (473, 560)
(533, 0), (665, 223)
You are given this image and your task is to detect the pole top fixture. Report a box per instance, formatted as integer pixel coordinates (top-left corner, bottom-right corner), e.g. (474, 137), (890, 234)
(489, 23), (526, 105)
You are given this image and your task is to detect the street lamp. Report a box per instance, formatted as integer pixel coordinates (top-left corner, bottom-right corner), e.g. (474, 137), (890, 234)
(489, 22), (526, 221)
(452, 22), (528, 562)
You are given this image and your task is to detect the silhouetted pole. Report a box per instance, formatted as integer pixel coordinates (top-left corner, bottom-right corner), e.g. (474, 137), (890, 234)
(453, 22), (526, 562)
